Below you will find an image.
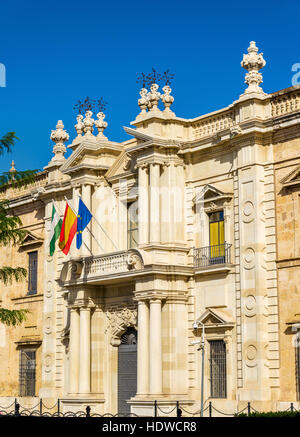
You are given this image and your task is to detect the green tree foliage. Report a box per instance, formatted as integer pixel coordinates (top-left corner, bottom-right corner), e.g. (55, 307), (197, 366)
(0, 132), (39, 326)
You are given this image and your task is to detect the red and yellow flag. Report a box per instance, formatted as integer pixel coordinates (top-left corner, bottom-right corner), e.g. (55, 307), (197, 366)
(59, 203), (77, 255)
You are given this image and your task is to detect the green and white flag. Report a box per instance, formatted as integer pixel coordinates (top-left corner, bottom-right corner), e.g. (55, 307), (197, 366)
(49, 203), (62, 256)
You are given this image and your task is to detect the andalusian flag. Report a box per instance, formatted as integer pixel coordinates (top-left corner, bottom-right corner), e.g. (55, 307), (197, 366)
(59, 202), (78, 255)
(49, 204), (62, 256)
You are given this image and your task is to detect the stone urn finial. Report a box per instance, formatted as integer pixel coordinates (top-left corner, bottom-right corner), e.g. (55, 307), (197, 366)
(138, 88), (149, 113)
(75, 114), (84, 137)
(83, 110), (95, 136)
(147, 84), (161, 111)
(9, 160), (17, 180)
(241, 41), (266, 95)
(161, 85), (174, 113)
(95, 112), (108, 139)
(50, 120), (69, 164)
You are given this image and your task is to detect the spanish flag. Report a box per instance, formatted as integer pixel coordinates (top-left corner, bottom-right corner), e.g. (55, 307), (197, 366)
(59, 203), (77, 255)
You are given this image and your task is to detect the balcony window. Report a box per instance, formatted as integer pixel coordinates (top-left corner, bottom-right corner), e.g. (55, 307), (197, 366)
(209, 211), (225, 261)
(127, 202), (138, 249)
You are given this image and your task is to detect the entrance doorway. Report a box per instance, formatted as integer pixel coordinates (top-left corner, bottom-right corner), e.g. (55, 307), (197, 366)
(118, 327), (137, 415)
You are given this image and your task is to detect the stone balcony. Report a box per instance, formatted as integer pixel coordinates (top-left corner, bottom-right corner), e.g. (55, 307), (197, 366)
(61, 249), (145, 285)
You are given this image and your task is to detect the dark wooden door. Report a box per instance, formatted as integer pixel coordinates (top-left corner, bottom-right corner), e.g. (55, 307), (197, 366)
(118, 328), (137, 415)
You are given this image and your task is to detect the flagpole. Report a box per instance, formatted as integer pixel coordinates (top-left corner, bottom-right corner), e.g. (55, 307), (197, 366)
(64, 196), (105, 253)
(74, 192), (119, 251)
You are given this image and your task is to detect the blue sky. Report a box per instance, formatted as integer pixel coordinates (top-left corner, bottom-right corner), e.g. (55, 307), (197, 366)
(0, 0), (299, 172)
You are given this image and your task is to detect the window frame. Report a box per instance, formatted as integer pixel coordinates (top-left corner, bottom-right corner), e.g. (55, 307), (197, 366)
(27, 250), (38, 295)
(209, 339), (227, 399)
(19, 348), (36, 397)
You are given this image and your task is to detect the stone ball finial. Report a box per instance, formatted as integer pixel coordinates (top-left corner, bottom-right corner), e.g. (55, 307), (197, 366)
(241, 41), (266, 95)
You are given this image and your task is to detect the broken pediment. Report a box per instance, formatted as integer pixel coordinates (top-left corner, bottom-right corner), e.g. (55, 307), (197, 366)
(105, 151), (134, 180)
(280, 165), (300, 188)
(60, 138), (123, 176)
(194, 308), (234, 329)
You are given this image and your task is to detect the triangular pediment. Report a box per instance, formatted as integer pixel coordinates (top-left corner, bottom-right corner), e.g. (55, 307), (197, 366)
(21, 231), (43, 247)
(195, 308), (234, 328)
(281, 165), (300, 188)
(193, 185), (232, 204)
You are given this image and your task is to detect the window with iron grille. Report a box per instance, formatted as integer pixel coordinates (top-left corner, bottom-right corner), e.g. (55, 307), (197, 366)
(296, 334), (300, 401)
(209, 340), (227, 398)
(127, 202), (138, 249)
(19, 349), (36, 396)
(28, 251), (38, 295)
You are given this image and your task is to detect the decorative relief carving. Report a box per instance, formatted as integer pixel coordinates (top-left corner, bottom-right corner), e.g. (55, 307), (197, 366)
(245, 344), (258, 367)
(127, 253), (143, 270)
(45, 280), (53, 298)
(44, 354), (53, 373)
(123, 155), (131, 171)
(105, 306), (137, 345)
(242, 200), (255, 223)
(243, 247), (255, 270)
(44, 315), (52, 335)
(244, 294), (256, 317)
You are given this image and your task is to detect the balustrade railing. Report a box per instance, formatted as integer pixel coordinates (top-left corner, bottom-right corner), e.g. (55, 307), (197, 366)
(83, 251), (130, 276)
(192, 110), (235, 140)
(194, 243), (231, 269)
(271, 89), (300, 117)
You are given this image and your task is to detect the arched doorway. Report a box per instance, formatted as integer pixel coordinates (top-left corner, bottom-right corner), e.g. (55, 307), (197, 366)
(118, 327), (137, 415)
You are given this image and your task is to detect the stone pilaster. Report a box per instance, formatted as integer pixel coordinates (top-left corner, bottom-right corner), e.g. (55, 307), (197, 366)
(149, 298), (162, 395)
(137, 300), (149, 395)
(78, 306), (91, 394)
(68, 307), (80, 394)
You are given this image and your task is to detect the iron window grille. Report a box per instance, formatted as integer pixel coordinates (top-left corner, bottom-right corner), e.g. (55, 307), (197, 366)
(19, 349), (36, 397)
(28, 251), (38, 295)
(209, 340), (227, 398)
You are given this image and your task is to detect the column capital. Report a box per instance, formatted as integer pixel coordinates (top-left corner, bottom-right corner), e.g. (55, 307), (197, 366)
(136, 161), (149, 170)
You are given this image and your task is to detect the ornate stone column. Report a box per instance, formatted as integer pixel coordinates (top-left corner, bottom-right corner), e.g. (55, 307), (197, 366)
(137, 300), (149, 395)
(81, 183), (92, 256)
(78, 306), (91, 394)
(149, 298), (162, 395)
(138, 163), (149, 246)
(149, 163), (160, 244)
(68, 307), (80, 394)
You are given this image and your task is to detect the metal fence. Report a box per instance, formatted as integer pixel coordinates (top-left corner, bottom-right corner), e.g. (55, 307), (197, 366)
(0, 399), (299, 418)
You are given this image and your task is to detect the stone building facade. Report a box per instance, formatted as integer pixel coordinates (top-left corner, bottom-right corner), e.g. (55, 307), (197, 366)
(0, 41), (300, 415)
(0, 170), (47, 405)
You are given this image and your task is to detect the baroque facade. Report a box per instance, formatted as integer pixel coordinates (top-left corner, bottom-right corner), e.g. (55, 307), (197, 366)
(0, 41), (300, 415)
